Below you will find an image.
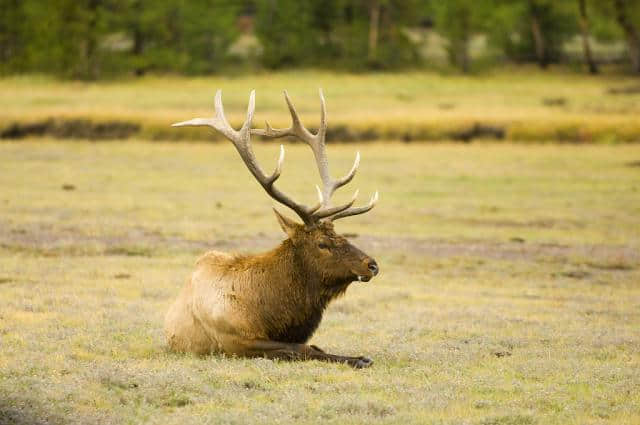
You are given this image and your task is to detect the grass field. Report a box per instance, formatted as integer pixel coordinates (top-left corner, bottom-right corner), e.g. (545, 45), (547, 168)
(1, 139), (639, 424)
(1, 69), (640, 142)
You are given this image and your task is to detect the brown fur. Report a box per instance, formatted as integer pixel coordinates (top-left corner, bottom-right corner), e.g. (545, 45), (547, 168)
(164, 210), (379, 368)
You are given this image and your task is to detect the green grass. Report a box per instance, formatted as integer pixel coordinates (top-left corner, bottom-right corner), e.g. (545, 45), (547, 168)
(1, 69), (640, 142)
(1, 140), (639, 424)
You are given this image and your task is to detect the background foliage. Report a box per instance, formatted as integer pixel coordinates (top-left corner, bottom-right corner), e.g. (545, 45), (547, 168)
(2, 0), (640, 79)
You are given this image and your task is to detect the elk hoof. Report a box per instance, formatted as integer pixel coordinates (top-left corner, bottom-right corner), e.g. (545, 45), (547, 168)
(350, 356), (373, 369)
(310, 344), (326, 353)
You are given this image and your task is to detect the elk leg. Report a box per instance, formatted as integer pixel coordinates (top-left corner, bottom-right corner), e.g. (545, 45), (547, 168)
(234, 339), (373, 369)
(306, 344), (373, 369)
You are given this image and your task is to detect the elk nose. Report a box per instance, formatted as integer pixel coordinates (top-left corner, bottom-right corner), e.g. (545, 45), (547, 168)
(367, 260), (379, 276)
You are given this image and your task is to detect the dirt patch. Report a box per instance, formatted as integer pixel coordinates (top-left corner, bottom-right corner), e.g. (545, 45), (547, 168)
(607, 85), (640, 95)
(585, 260), (635, 271)
(457, 217), (583, 230)
(1, 222), (638, 268)
(542, 97), (567, 107)
(448, 123), (505, 142)
(0, 223), (255, 257)
(356, 235), (638, 266)
(559, 270), (592, 279)
(1, 119), (139, 140)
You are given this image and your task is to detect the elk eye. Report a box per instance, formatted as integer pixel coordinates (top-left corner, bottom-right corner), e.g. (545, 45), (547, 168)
(318, 242), (329, 250)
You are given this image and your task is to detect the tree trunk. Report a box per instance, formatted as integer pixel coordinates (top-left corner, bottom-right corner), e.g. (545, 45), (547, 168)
(132, 28), (145, 76)
(131, 0), (145, 76)
(578, 0), (598, 74)
(368, 0), (380, 63)
(614, 0), (640, 73)
(0, 0), (23, 67)
(457, 41), (470, 73)
(85, 0), (101, 80)
(530, 12), (547, 68)
(458, 12), (470, 73)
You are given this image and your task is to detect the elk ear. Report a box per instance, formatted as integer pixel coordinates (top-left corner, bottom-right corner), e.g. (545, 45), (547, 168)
(273, 208), (301, 238)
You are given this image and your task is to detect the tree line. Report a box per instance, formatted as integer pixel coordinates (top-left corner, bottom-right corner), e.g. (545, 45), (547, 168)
(1, 0), (639, 79)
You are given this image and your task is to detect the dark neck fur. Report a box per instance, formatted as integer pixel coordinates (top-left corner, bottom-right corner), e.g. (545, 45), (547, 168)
(256, 239), (352, 343)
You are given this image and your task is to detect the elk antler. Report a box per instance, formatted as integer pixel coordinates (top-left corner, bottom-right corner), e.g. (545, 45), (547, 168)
(251, 89), (378, 222)
(172, 90), (378, 224)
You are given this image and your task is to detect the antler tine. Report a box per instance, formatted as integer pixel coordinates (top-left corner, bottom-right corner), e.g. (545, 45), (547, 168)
(213, 89), (237, 140)
(313, 189), (359, 219)
(284, 90), (316, 141)
(316, 88), (328, 143)
(250, 90), (358, 207)
(249, 90), (316, 143)
(329, 191), (379, 221)
(172, 90), (237, 142)
(332, 151), (360, 193)
(172, 90), (319, 225)
(270, 144), (284, 183)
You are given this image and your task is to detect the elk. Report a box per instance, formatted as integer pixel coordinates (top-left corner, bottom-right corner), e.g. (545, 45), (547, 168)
(164, 89), (379, 368)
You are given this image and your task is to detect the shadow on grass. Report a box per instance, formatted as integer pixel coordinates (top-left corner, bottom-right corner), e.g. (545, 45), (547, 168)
(0, 398), (64, 425)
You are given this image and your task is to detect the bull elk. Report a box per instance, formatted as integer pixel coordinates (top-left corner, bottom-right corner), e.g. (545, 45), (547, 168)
(165, 90), (379, 368)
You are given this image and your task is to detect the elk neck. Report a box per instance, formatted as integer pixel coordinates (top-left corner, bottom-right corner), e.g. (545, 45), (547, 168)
(269, 238), (353, 302)
(245, 238), (352, 343)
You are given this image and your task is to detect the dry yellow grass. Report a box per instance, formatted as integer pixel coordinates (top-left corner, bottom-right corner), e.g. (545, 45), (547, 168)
(1, 140), (639, 424)
(1, 69), (639, 142)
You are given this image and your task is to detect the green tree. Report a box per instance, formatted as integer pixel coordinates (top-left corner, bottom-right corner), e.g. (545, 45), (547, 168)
(613, 0), (640, 73)
(1, 0), (104, 78)
(432, 0), (486, 72)
(0, 0), (28, 74)
(27, 0), (115, 79)
(113, 0), (238, 75)
(254, 0), (420, 70)
(179, 0), (239, 74)
(577, 0), (598, 74)
(254, 0), (316, 68)
(487, 0), (577, 68)
(0, 0), (239, 78)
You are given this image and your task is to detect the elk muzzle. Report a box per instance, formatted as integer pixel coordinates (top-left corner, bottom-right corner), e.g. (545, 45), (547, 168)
(356, 258), (379, 282)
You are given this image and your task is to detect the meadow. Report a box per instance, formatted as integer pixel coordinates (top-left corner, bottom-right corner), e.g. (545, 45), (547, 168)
(1, 68), (640, 424)
(1, 136), (639, 424)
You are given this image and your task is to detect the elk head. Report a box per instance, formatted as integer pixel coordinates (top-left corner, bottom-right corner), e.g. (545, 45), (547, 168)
(173, 89), (380, 285)
(273, 208), (379, 285)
